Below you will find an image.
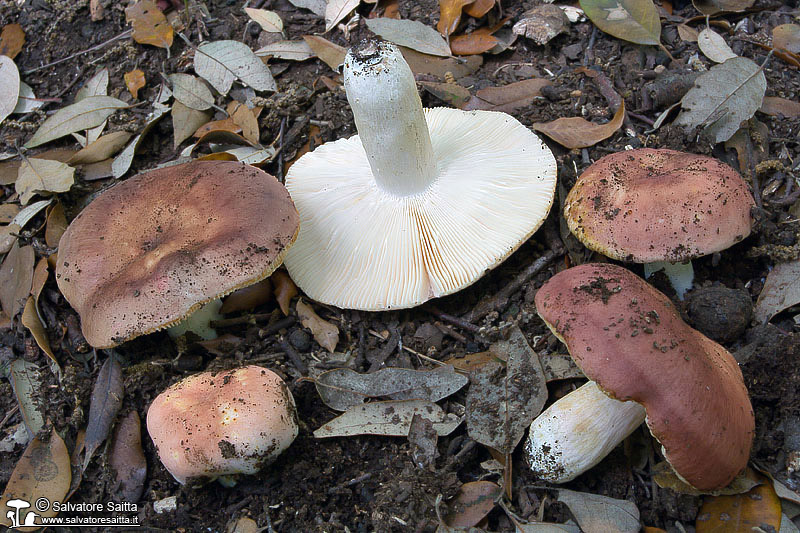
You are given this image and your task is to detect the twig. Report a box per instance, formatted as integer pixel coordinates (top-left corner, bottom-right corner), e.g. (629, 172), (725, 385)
(280, 337), (308, 375)
(23, 30), (133, 75)
(211, 313), (291, 329)
(628, 112), (655, 126)
(428, 307), (480, 333)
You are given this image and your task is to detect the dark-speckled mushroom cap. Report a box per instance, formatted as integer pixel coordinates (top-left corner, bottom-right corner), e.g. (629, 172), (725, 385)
(534, 263), (754, 491)
(564, 148), (755, 263)
(56, 161), (299, 348)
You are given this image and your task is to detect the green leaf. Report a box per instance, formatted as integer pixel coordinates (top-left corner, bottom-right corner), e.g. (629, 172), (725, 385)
(579, 0), (661, 46)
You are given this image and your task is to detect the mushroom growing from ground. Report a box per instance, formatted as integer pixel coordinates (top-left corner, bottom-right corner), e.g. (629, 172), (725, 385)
(284, 40), (557, 310)
(146, 365), (298, 485)
(526, 263), (754, 491)
(564, 148), (755, 299)
(55, 160), (299, 348)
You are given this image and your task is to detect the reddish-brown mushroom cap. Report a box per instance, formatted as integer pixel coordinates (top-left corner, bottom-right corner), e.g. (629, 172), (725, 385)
(56, 161), (299, 348)
(534, 263), (754, 490)
(564, 148), (755, 263)
(146, 365), (298, 485)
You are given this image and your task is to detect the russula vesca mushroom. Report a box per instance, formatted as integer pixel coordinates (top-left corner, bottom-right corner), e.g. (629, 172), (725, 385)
(526, 263), (754, 491)
(55, 160), (299, 348)
(146, 366), (298, 485)
(564, 148), (755, 298)
(284, 40), (557, 310)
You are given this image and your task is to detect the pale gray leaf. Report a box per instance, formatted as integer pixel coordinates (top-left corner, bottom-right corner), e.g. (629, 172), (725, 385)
(365, 18), (451, 57)
(315, 366), (468, 411)
(0, 56), (21, 125)
(256, 40), (315, 61)
(172, 101), (212, 149)
(24, 95), (128, 148)
(557, 489), (640, 533)
(314, 399), (462, 438)
(325, 0), (360, 32)
(755, 259), (800, 323)
(194, 40), (276, 95)
(15, 158), (75, 204)
(75, 68), (109, 101)
(168, 73), (215, 111)
(697, 28), (737, 63)
(9, 359), (45, 438)
(288, 0), (326, 17)
(674, 56), (766, 143)
(13, 81), (43, 114)
(466, 326), (548, 453)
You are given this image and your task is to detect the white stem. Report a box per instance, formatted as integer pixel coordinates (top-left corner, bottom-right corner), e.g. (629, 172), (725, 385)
(525, 381), (646, 483)
(168, 299), (223, 340)
(644, 260), (694, 300)
(342, 41), (436, 196)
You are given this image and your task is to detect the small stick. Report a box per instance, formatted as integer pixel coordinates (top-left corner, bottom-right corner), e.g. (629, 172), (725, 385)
(428, 307), (480, 333)
(280, 337), (307, 375)
(23, 30), (133, 75)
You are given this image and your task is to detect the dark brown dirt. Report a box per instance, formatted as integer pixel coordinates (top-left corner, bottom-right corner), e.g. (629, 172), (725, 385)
(2, 0), (800, 531)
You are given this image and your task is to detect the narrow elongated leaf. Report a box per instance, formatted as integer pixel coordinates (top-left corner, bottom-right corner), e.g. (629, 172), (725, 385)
(466, 326), (547, 454)
(15, 158), (75, 204)
(315, 366), (468, 411)
(22, 297), (57, 365)
(760, 96), (800, 118)
(244, 8), (284, 33)
(296, 299), (339, 352)
(325, 0), (360, 32)
(75, 68), (109, 102)
(438, 0), (472, 37)
(83, 355), (124, 471)
(533, 101), (625, 149)
(314, 399), (462, 437)
(557, 489), (641, 533)
(303, 35), (346, 70)
(13, 82), (45, 114)
(194, 40), (276, 94)
(110, 411), (146, 502)
(366, 18), (451, 57)
(67, 131), (133, 165)
(692, 0), (754, 15)
(256, 40), (315, 61)
(444, 481), (503, 528)
(463, 78), (550, 113)
(674, 57), (766, 143)
(24, 96), (127, 148)
(0, 242), (34, 318)
(9, 359), (45, 438)
(169, 73), (214, 110)
(579, 0), (661, 46)
(0, 55), (20, 125)
(0, 427), (71, 532)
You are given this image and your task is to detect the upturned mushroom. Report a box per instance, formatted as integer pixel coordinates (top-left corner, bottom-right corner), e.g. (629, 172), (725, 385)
(55, 160), (299, 348)
(564, 148), (755, 298)
(526, 263), (754, 491)
(284, 40), (557, 310)
(146, 366), (298, 485)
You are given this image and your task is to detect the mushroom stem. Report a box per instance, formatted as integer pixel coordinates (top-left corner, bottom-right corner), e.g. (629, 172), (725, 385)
(524, 381), (646, 483)
(343, 41), (437, 196)
(644, 260), (694, 300)
(167, 299), (223, 340)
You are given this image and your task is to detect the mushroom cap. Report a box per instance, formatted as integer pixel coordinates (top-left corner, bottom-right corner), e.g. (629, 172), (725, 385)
(146, 366), (298, 485)
(564, 148), (755, 263)
(56, 161), (299, 348)
(284, 107), (557, 310)
(534, 263), (754, 490)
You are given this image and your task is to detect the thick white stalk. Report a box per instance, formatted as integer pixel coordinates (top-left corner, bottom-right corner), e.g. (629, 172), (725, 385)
(525, 381), (647, 483)
(644, 260), (694, 300)
(342, 41), (436, 196)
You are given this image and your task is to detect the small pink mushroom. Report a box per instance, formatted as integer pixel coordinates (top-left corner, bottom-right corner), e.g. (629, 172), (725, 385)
(147, 366), (298, 485)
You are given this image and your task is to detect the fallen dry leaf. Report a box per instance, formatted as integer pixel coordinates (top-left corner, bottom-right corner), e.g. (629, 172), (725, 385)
(450, 29), (500, 55)
(193, 117), (242, 137)
(692, 0), (755, 14)
(83, 354), (124, 471)
(67, 131), (133, 165)
(169, 72), (215, 111)
(677, 23), (699, 42)
(463, 78), (550, 113)
(0, 55), (20, 126)
(325, 0), (360, 32)
(45, 202), (67, 248)
(754, 259), (800, 324)
(533, 100), (625, 149)
(9, 358), (45, 437)
(773, 24), (800, 55)
(230, 103), (260, 144)
(464, 0), (494, 18)
(443, 481), (502, 528)
(24, 95), (127, 148)
(419, 80), (471, 108)
(698, 27), (737, 63)
(0, 23), (25, 59)
(75, 68), (109, 102)
(296, 298), (339, 352)
(366, 18), (451, 56)
(110, 410), (147, 502)
(0, 203), (19, 223)
(194, 40), (276, 94)
(21, 295), (57, 365)
(314, 399), (462, 438)
(172, 101), (212, 148)
(759, 96), (800, 118)
(0, 427), (71, 532)
(15, 158), (75, 204)
(12, 82), (45, 114)
(124, 69), (146, 99)
(256, 40), (315, 61)
(220, 278), (272, 313)
(272, 270), (297, 316)
(696, 471), (781, 532)
(580, 0), (661, 46)
(557, 489), (640, 533)
(303, 35), (346, 70)
(437, 0), (472, 37)
(244, 8), (284, 33)
(112, 104), (168, 178)
(513, 4), (571, 45)
(125, 0), (173, 49)
(400, 46), (483, 78)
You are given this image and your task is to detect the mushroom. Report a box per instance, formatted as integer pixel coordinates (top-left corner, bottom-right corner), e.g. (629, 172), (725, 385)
(146, 365), (298, 485)
(55, 160), (299, 348)
(526, 263), (754, 491)
(564, 148), (755, 299)
(284, 40), (557, 310)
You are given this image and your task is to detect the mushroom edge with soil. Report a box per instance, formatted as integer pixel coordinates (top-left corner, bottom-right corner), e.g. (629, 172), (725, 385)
(525, 262), (754, 491)
(146, 365), (299, 486)
(283, 40), (558, 311)
(563, 148), (755, 299)
(55, 160), (299, 349)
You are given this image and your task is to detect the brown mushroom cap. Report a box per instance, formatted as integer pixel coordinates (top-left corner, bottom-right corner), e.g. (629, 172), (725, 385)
(564, 148), (755, 263)
(56, 161), (299, 348)
(146, 365), (298, 485)
(534, 263), (754, 490)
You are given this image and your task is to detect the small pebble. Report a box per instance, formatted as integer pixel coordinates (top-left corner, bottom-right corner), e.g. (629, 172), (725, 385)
(153, 496), (177, 514)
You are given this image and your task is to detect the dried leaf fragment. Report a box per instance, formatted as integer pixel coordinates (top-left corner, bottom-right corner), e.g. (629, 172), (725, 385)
(698, 28), (736, 63)
(366, 18), (451, 57)
(0, 23), (25, 59)
(533, 100), (625, 149)
(0, 242), (34, 318)
(83, 354), (124, 471)
(9, 359), (45, 437)
(463, 78), (550, 113)
(22, 297), (57, 365)
(449, 29), (500, 55)
(15, 158), (75, 204)
(303, 35), (346, 70)
(512, 5), (571, 45)
(325, 0), (360, 32)
(314, 399), (462, 438)
(696, 472), (781, 532)
(437, 0), (472, 37)
(296, 299), (339, 352)
(754, 259), (800, 323)
(110, 410), (147, 502)
(444, 481), (502, 528)
(125, 0), (173, 49)
(244, 8), (284, 33)
(579, 0), (661, 46)
(759, 96), (800, 118)
(24, 95), (127, 148)
(256, 40), (315, 61)
(0, 55), (20, 126)
(557, 489), (640, 533)
(124, 69), (146, 99)
(67, 131), (134, 165)
(272, 269), (298, 315)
